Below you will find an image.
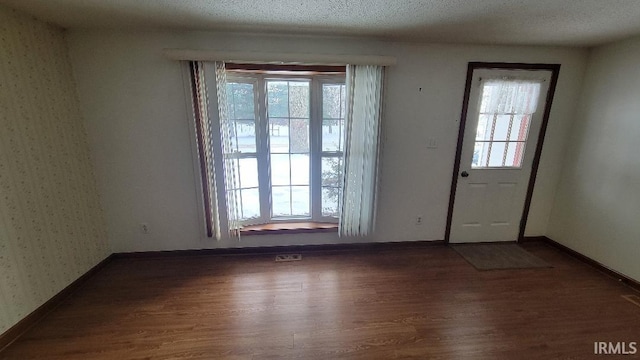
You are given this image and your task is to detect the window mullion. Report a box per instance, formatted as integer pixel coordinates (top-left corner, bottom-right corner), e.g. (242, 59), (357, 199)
(310, 78), (323, 221)
(287, 82), (293, 217)
(256, 75), (271, 224)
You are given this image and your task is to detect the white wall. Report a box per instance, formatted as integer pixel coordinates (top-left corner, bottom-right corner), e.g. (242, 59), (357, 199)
(66, 30), (587, 252)
(0, 6), (109, 334)
(548, 37), (640, 282)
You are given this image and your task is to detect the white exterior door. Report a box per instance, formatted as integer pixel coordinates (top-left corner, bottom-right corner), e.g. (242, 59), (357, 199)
(449, 68), (553, 243)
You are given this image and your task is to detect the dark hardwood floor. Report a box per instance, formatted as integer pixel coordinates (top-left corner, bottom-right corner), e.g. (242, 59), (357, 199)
(1, 242), (639, 359)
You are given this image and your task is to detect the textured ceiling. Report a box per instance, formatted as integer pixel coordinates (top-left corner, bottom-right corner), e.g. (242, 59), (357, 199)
(2, 0), (640, 46)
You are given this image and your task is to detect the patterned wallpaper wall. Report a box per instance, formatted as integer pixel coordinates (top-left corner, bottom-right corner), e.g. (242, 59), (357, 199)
(0, 6), (109, 334)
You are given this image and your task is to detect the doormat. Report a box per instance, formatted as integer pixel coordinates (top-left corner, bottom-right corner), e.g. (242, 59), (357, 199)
(451, 243), (552, 271)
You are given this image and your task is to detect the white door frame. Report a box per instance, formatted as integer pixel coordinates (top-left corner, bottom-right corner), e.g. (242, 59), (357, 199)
(445, 62), (561, 243)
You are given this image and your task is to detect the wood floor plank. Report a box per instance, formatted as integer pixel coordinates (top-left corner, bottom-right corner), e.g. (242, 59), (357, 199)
(1, 243), (639, 359)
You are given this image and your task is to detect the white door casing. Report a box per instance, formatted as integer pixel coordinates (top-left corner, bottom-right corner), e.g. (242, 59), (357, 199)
(449, 68), (553, 243)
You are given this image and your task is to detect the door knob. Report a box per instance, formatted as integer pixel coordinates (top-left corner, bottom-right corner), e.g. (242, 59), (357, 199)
(461, 171), (469, 177)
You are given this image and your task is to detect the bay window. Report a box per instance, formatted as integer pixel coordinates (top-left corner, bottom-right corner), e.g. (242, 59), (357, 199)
(223, 69), (346, 226)
(188, 60), (385, 239)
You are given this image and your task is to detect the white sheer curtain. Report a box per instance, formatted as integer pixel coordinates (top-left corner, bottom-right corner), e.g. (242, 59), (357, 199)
(339, 65), (385, 237)
(480, 79), (541, 114)
(213, 61), (242, 239)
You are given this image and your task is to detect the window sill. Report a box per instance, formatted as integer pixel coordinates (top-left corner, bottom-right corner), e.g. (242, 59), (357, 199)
(240, 222), (338, 236)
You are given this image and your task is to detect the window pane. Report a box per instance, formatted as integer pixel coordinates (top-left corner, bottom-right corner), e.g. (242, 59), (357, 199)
(269, 118), (289, 153)
(232, 189), (241, 214)
(272, 186), (291, 217)
(290, 154), (309, 185)
(323, 84), (342, 119)
(322, 83), (346, 152)
(230, 158), (240, 189)
(509, 115), (531, 141)
(492, 115), (511, 141)
(476, 114), (513, 142)
(322, 157), (342, 187)
(290, 119), (309, 153)
(267, 81), (288, 117)
(270, 154), (290, 186)
(322, 187), (340, 217)
(227, 83), (255, 120)
(339, 122), (345, 152)
(235, 120), (256, 153)
(472, 141), (490, 168)
(341, 85), (346, 116)
(226, 88), (235, 120)
(322, 120), (343, 151)
(472, 79), (541, 169)
(289, 82), (309, 118)
(240, 188), (260, 219)
(227, 82), (257, 153)
(291, 186), (310, 216)
(228, 123), (239, 153)
(488, 142), (506, 167)
(239, 158), (258, 188)
(505, 142), (525, 167)
(476, 114), (491, 141)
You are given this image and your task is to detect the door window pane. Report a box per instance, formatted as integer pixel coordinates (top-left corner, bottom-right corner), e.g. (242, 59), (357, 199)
(475, 114), (490, 141)
(472, 141), (489, 168)
(487, 142), (506, 167)
(472, 80), (541, 168)
(504, 142), (526, 167)
(474, 140), (529, 168)
(509, 115), (531, 141)
(492, 115), (511, 141)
